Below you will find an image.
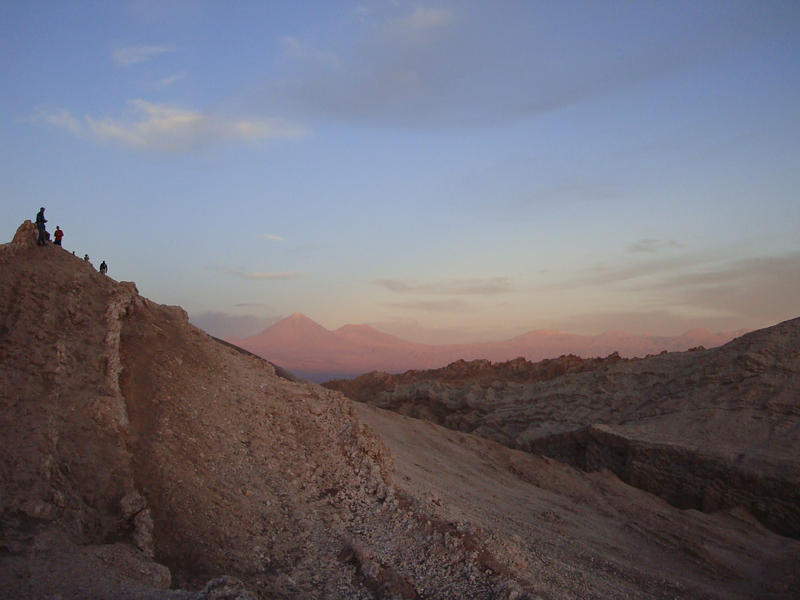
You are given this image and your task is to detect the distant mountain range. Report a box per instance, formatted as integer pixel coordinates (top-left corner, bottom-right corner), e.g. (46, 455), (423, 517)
(228, 313), (747, 381)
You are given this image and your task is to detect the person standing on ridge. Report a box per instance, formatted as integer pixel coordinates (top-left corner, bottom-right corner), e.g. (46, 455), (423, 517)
(54, 226), (64, 246)
(99, 260), (107, 275)
(35, 207), (47, 246)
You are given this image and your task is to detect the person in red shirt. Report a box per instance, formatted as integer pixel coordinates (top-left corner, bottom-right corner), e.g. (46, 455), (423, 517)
(54, 226), (64, 246)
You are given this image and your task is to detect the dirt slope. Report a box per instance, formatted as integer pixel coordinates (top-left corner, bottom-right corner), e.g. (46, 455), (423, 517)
(356, 403), (799, 599)
(2, 221), (798, 599)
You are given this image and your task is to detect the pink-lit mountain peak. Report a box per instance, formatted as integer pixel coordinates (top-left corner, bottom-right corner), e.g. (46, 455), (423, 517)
(287, 312), (316, 323)
(242, 313), (335, 345)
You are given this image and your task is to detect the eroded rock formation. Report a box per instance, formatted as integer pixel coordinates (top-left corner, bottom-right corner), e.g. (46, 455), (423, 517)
(326, 322), (800, 539)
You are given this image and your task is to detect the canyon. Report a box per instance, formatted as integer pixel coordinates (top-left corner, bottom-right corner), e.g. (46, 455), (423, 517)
(2, 221), (797, 599)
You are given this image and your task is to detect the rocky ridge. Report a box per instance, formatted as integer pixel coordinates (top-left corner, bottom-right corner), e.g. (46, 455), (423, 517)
(2, 221), (798, 599)
(325, 323), (800, 540)
(1, 222), (512, 598)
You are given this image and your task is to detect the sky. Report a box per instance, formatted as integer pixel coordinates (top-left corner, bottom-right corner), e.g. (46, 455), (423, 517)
(2, 1), (799, 344)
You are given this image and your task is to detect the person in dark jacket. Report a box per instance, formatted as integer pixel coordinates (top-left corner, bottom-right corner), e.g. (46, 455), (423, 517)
(35, 207), (47, 246)
(99, 260), (107, 275)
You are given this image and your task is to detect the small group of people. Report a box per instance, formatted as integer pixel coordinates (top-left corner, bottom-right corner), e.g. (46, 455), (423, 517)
(35, 206), (108, 275)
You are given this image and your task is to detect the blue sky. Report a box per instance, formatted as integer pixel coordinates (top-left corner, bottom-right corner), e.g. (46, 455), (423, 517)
(2, 1), (798, 343)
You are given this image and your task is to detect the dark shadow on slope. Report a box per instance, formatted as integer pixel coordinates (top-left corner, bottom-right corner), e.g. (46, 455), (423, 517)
(527, 426), (800, 540)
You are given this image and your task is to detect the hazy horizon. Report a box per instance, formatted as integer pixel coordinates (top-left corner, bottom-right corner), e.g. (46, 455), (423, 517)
(3, 1), (798, 344)
(191, 310), (753, 347)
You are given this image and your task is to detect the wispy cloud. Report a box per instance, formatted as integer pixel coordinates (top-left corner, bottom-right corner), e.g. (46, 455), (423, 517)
(653, 252), (800, 320)
(87, 100), (305, 150)
(266, 3), (774, 129)
(208, 266), (302, 281)
(112, 44), (175, 66)
(374, 276), (514, 295)
(555, 251), (800, 331)
(245, 271), (301, 280)
(385, 298), (470, 312)
(263, 234), (284, 241)
(153, 72), (186, 89)
(280, 36), (340, 67)
(395, 7), (453, 31)
(267, 5), (460, 127)
(627, 238), (683, 253)
(539, 255), (716, 290)
(34, 101), (305, 152)
(28, 107), (80, 134)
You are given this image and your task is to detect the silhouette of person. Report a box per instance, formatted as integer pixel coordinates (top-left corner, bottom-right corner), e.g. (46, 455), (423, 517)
(84, 254), (90, 262)
(35, 207), (47, 246)
(99, 261), (107, 275)
(54, 226), (64, 246)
